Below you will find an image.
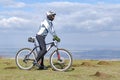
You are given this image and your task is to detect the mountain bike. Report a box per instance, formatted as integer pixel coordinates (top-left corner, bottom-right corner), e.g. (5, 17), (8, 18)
(15, 37), (73, 71)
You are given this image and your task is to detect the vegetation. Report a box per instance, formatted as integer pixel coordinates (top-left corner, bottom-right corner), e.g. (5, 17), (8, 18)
(0, 58), (120, 80)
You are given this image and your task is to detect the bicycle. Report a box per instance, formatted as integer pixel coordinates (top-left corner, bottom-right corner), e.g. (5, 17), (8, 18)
(15, 37), (73, 71)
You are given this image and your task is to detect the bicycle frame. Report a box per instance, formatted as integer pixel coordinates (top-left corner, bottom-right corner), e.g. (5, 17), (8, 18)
(28, 37), (59, 59)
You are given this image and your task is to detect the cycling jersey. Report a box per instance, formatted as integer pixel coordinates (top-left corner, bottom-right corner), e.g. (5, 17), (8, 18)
(37, 18), (56, 37)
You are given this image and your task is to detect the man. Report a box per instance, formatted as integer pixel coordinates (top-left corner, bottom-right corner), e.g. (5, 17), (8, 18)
(34, 11), (60, 70)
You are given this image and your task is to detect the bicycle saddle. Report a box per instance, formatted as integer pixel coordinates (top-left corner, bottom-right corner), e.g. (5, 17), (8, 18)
(28, 37), (35, 43)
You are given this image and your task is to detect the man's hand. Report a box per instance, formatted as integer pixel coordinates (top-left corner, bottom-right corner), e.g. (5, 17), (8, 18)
(53, 35), (61, 42)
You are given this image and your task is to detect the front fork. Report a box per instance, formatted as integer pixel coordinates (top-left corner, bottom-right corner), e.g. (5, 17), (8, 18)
(56, 49), (61, 61)
(56, 48), (59, 59)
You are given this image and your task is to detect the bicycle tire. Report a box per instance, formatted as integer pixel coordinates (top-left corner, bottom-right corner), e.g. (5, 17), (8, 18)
(50, 48), (73, 71)
(15, 48), (36, 70)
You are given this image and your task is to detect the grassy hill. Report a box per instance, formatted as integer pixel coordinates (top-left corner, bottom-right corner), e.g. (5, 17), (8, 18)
(0, 58), (120, 80)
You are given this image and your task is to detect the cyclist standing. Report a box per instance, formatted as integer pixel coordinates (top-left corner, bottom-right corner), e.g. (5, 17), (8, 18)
(34, 11), (60, 70)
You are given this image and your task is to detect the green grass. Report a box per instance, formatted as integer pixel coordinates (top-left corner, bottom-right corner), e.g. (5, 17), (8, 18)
(0, 58), (120, 80)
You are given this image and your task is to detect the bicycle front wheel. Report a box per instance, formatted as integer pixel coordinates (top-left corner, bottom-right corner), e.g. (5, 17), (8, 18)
(15, 48), (36, 70)
(50, 48), (73, 71)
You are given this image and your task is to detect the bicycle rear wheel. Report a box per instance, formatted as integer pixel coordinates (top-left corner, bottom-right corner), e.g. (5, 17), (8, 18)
(15, 48), (36, 70)
(50, 48), (72, 71)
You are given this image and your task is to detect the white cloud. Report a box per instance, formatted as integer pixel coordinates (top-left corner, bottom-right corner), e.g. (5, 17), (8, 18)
(0, 17), (30, 28)
(1, 2), (120, 33)
(53, 2), (120, 32)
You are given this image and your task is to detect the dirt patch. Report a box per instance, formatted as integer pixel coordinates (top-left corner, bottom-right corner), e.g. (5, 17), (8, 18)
(4, 66), (17, 69)
(72, 64), (81, 67)
(81, 62), (95, 67)
(92, 71), (111, 78)
(73, 62), (95, 67)
(97, 61), (110, 65)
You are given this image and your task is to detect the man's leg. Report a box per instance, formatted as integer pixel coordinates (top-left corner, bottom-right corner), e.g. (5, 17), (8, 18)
(40, 57), (44, 66)
(38, 46), (44, 66)
(36, 35), (47, 63)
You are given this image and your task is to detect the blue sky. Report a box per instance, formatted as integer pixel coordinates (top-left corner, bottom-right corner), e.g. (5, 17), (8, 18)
(0, 0), (120, 50)
(15, 0), (120, 3)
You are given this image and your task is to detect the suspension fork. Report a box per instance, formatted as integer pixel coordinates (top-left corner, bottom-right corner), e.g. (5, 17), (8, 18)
(56, 48), (61, 60)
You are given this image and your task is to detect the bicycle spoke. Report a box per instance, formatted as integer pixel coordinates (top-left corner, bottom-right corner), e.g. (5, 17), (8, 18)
(50, 48), (72, 71)
(15, 48), (36, 70)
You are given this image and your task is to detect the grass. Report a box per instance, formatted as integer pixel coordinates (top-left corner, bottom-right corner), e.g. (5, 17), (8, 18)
(0, 58), (120, 80)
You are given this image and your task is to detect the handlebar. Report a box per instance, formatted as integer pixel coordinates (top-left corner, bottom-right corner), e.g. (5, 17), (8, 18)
(28, 36), (60, 47)
(53, 40), (59, 47)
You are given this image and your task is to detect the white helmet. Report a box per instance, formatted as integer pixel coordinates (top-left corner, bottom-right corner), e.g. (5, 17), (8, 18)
(46, 11), (56, 16)
(46, 11), (56, 21)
